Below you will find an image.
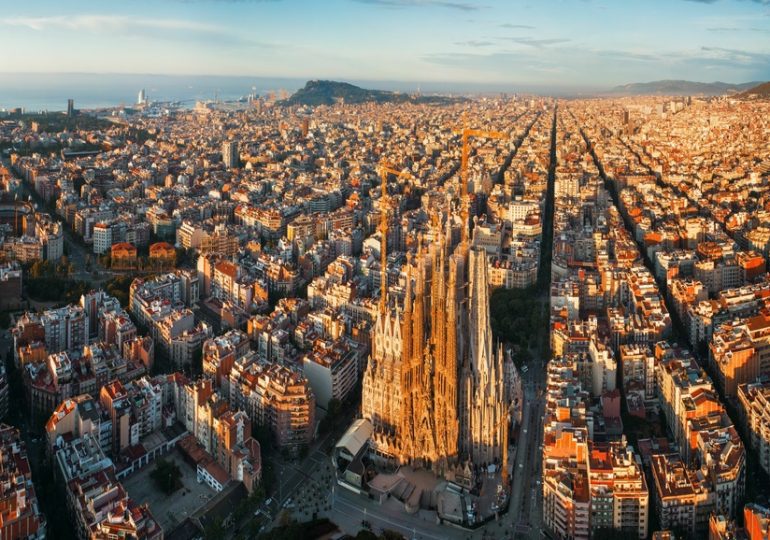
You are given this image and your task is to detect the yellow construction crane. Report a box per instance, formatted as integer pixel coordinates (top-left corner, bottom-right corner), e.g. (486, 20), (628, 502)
(453, 126), (506, 244)
(376, 161), (414, 314)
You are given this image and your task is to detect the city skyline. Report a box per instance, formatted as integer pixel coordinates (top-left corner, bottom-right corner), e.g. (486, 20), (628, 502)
(1, 0), (769, 89)
(3, 1), (770, 539)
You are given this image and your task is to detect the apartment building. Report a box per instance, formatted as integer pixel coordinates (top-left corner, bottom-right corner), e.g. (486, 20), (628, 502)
(588, 441), (649, 538)
(301, 336), (364, 408)
(179, 378), (262, 493)
(38, 305), (88, 354)
(0, 424), (46, 539)
(651, 453), (714, 537)
(619, 344), (656, 401)
(229, 356), (316, 452)
(202, 329), (251, 391)
(738, 380), (770, 478)
(129, 271), (200, 326)
(46, 393), (112, 456)
(54, 433), (161, 540)
(710, 322), (758, 398)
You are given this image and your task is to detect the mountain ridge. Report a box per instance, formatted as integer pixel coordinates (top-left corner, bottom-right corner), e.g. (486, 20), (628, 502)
(606, 79), (760, 96)
(280, 80), (465, 106)
(737, 81), (770, 98)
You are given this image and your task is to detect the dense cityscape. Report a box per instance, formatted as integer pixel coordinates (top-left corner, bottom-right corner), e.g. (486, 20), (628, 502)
(2, 1), (770, 540)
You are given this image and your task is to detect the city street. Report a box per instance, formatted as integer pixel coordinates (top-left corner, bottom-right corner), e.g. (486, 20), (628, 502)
(508, 368), (546, 539)
(332, 488), (447, 540)
(264, 391), (548, 540)
(1, 156), (110, 283)
(3, 6), (769, 538)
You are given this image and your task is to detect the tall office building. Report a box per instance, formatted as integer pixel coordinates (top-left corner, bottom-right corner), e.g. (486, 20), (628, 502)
(222, 140), (239, 169)
(137, 88), (146, 105)
(67, 98), (74, 117)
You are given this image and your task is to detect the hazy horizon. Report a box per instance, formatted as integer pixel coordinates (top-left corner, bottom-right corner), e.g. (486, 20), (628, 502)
(1, 0), (769, 91)
(1, 72), (764, 112)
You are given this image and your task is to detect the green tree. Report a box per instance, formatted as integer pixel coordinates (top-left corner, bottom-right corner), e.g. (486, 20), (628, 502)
(488, 285), (543, 367)
(233, 484), (266, 522)
(175, 247), (187, 267)
(149, 458), (182, 495)
(58, 255), (70, 273)
(29, 260), (52, 278)
(63, 280), (89, 304)
(105, 275), (133, 307)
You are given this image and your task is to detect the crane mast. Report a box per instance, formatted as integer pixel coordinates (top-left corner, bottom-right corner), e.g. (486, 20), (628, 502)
(377, 161), (413, 314)
(454, 127), (505, 244)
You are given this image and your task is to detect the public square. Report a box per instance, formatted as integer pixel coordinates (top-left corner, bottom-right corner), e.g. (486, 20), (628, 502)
(122, 450), (215, 532)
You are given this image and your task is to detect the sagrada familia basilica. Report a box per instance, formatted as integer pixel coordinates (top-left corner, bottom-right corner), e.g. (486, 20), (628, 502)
(361, 190), (510, 485)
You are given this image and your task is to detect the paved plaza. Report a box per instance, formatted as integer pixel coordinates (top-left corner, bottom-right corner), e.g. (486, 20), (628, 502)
(122, 449), (215, 532)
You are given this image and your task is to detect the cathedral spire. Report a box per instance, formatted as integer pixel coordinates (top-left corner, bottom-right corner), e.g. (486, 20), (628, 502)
(412, 246), (426, 360)
(468, 246), (493, 375)
(363, 203), (506, 480)
(378, 187), (389, 315)
(460, 195), (470, 246)
(404, 252), (413, 315)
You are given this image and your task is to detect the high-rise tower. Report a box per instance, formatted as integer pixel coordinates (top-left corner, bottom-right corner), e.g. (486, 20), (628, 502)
(222, 141), (239, 169)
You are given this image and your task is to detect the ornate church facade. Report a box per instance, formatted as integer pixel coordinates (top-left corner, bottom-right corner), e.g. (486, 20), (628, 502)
(361, 215), (509, 482)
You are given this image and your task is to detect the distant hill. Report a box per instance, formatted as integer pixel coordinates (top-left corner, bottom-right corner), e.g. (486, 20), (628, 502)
(737, 81), (770, 99)
(606, 80), (760, 96)
(280, 80), (464, 106)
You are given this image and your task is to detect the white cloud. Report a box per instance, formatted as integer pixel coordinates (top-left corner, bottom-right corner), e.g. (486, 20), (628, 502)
(0, 14), (271, 48)
(2, 15), (214, 32)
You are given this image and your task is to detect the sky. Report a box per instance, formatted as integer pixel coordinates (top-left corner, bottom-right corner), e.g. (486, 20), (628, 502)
(0, 0), (769, 90)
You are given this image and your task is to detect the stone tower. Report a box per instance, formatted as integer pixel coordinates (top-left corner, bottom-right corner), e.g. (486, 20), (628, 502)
(461, 246), (507, 466)
(362, 216), (507, 478)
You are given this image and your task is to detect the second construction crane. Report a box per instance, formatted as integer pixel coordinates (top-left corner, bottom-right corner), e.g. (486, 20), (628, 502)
(377, 161), (413, 314)
(455, 126), (506, 244)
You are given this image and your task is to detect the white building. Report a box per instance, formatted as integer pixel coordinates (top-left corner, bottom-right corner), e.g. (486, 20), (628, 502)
(93, 222), (113, 255)
(302, 342), (360, 409)
(589, 339), (617, 397)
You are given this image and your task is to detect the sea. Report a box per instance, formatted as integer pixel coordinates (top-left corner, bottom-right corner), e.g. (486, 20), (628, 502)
(0, 73), (308, 112)
(0, 73), (600, 112)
